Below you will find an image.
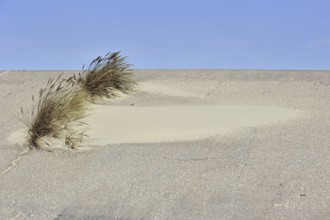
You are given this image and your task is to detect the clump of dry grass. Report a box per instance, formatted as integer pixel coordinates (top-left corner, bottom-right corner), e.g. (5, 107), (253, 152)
(77, 51), (137, 100)
(21, 51), (137, 150)
(21, 74), (88, 150)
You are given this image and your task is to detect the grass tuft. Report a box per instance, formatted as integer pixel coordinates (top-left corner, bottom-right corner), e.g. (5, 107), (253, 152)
(21, 74), (88, 150)
(77, 51), (137, 100)
(21, 51), (137, 150)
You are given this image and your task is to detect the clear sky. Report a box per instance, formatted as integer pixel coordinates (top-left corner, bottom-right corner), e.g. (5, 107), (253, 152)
(0, 0), (329, 70)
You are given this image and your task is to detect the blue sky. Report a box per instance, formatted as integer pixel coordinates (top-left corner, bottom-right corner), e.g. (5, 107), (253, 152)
(0, 0), (329, 70)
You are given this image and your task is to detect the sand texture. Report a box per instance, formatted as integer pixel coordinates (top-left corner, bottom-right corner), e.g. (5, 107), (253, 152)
(1, 69), (330, 219)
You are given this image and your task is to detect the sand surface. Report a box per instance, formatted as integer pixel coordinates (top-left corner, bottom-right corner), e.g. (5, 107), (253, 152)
(8, 82), (302, 147)
(85, 105), (301, 145)
(1, 69), (330, 220)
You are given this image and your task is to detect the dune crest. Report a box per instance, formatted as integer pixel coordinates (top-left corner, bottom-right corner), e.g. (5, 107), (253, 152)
(139, 82), (201, 97)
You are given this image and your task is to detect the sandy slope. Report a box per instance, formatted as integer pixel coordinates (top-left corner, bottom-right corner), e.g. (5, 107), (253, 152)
(1, 70), (330, 219)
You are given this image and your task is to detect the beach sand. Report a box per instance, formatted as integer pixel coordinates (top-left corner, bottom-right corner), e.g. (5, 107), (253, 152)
(7, 82), (302, 147)
(85, 104), (301, 145)
(1, 70), (330, 219)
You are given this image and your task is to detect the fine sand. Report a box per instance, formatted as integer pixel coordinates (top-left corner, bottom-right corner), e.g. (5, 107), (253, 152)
(85, 104), (301, 145)
(1, 70), (330, 220)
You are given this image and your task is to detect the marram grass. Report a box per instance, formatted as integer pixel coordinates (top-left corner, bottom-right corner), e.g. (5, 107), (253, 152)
(77, 51), (137, 100)
(21, 51), (137, 150)
(21, 74), (88, 150)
